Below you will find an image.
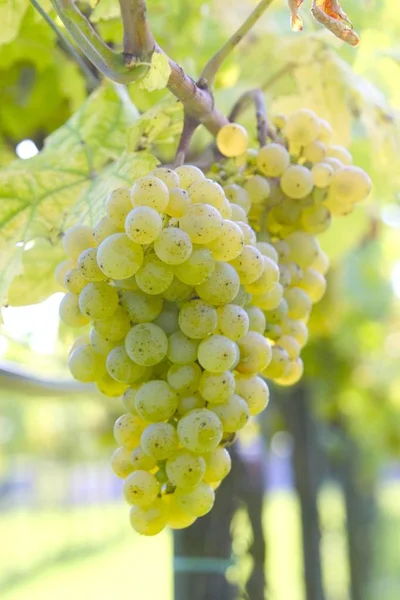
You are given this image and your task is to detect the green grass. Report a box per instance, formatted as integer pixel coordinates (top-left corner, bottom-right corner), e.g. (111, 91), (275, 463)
(1, 484), (400, 600)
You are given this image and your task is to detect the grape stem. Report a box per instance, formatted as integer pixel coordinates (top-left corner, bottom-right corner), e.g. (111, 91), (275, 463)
(200, 0), (275, 87)
(118, 0), (155, 66)
(228, 89), (277, 146)
(174, 116), (200, 167)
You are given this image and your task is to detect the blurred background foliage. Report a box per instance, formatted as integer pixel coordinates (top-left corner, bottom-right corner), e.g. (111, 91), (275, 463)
(1, 0), (400, 599)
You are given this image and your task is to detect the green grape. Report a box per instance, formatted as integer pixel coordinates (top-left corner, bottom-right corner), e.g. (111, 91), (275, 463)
(135, 380), (178, 423)
(275, 357), (304, 386)
(257, 143), (290, 177)
(111, 447), (134, 479)
(311, 162), (334, 188)
(125, 206), (163, 245)
(130, 176), (169, 212)
(311, 248), (330, 275)
(197, 335), (237, 373)
(115, 275), (140, 291)
(93, 216), (122, 245)
(301, 205), (331, 234)
(131, 446), (157, 471)
(330, 166), (372, 204)
(284, 287), (312, 320)
(77, 248), (106, 282)
(303, 140), (326, 164)
(167, 363), (202, 395)
(230, 204), (248, 222)
(64, 268), (88, 294)
(216, 123), (249, 158)
(217, 304), (249, 341)
(105, 188), (132, 227)
(326, 145), (353, 166)
(90, 328), (117, 355)
(195, 262), (240, 306)
(236, 332), (271, 374)
(97, 233), (144, 279)
(298, 268), (326, 303)
(141, 422), (179, 460)
(285, 231), (319, 269)
(55, 259), (75, 288)
(255, 242), (279, 263)
(107, 345), (149, 384)
(166, 188), (190, 218)
(114, 414), (147, 450)
(179, 203), (223, 244)
(188, 178), (226, 211)
(166, 497), (197, 529)
(264, 322), (282, 341)
(177, 409), (223, 453)
(122, 385), (139, 413)
(224, 184), (251, 214)
(235, 375), (269, 416)
(59, 292), (90, 328)
(271, 198), (301, 226)
(317, 119), (333, 143)
(123, 470), (159, 507)
(281, 318), (308, 347)
(219, 196), (233, 219)
(231, 285), (249, 308)
(284, 109), (320, 145)
(68, 344), (106, 382)
(208, 220), (244, 262)
(93, 306), (131, 342)
(262, 344), (290, 379)
(245, 306), (266, 334)
(286, 262), (304, 286)
(277, 335), (301, 360)
(120, 290), (163, 323)
(162, 277), (193, 302)
(130, 498), (169, 536)
(154, 227), (193, 265)
(174, 165), (205, 190)
(198, 370), (235, 405)
(96, 373), (127, 397)
(280, 165), (314, 199)
(236, 222), (256, 245)
(244, 175), (270, 204)
(263, 299), (289, 324)
(154, 303), (179, 336)
(62, 225), (95, 260)
(178, 299), (218, 339)
(253, 282), (283, 311)
(324, 157), (343, 171)
(211, 393), (250, 432)
(177, 394), (205, 415)
(150, 167), (181, 190)
(166, 450), (206, 490)
(272, 240), (290, 262)
(246, 256), (280, 295)
(175, 482), (215, 517)
(135, 254), (174, 295)
(203, 448), (231, 483)
(79, 282), (118, 320)
(125, 323), (168, 366)
(174, 247), (215, 286)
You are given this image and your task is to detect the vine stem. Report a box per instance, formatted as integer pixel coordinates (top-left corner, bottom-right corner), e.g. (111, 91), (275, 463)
(200, 0), (275, 86)
(174, 116), (200, 167)
(118, 0), (155, 65)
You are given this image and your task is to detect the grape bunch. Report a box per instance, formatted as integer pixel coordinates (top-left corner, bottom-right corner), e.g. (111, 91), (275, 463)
(56, 165), (276, 535)
(210, 109), (371, 385)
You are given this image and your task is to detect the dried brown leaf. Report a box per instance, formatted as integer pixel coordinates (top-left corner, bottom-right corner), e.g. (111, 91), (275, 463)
(288, 0), (304, 31)
(311, 0), (360, 46)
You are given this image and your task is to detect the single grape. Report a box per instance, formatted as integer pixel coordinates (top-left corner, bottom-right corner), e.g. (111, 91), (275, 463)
(284, 287), (312, 320)
(150, 167), (180, 190)
(125, 206), (163, 245)
(69, 344), (106, 382)
(77, 248), (106, 282)
(257, 143), (290, 177)
(217, 304), (249, 340)
(303, 140), (326, 164)
(62, 225), (95, 260)
(188, 178), (226, 211)
(280, 165), (314, 199)
(141, 422), (179, 460)
(107, 345), (149, 384)
(255, 242), (279, 263)
(244, 175), (270, 204)
(177, 394), (205, 415)
(246, 256), (280, 295)
(166, 496), (197, 529)
(236, 221), (256, 245)
(130, 176), (169, 212)
(106, 188), (132, 227)
(301, 204), (331, 234)
(298, 268), (326, 303)
(195, 261), (240, 306)
(90, 328), (117, 356)
(174, 247), (215, 286)
(97, 233), (144, 279)
(93, 305), (131, 342)
(178, 299), (218, 339)
(55, 259), (75, 287)
(281, 318), (308, 347)
(64, 268), (88, 294)
(123, 470), (159, 507)
(175, 482), (215, 517)
(162, 277), (193, 302)
(208, 220), (244, 262)
(285, 231), (319, 269)
(96, 373), (127, 397)
(59, 292), (90, 328)
(311, 249), (330, 275)
(245, 306), (266, 334)
(130, 498), (169, 536)
(324, 157), (343, 171)
(277, 335), (301, 360)
(114, 414), (147, 450)
(93, 216), (122, 244)
(311, 162), (334, 188)
(179, 204), (223, 244)
(262, 345), (290, 379)
(123, 385), (139, 413)
(284, 109), (320, 145)
(263, 299), (289, 324)
(120, 290), (163, 323)
(79, 282), (118, 320)
(236, 331), (271, 374)
(174, 165), (205, 190)
(235, 375), (270, 416)
(253, 282), (283, 311)
(203, 448), (231, 483)
(111, 447), (134, 479)
(216, 123), (249, 158)
(224, 184), (251, 214)
(177, 409), (223, 453)
(210, 393), (249, 432)
(166, 450), (206, 490)
(230, 204), (248, 223)
(275, 357), (304, 386)
(197, 335), (238, 373)
(166, 188), (190, 218)
(198, 370), (236, 405)
(317, 119), (333, 143)
(154, 227), (193, 265)
(131, 446), (157, 471)
(135, 254), (174, 295)
(330, 166), (372, 204)
(125, 323), (168, 367)
(167, 363), (202, 395)
(153, 302), (179, 336)
(326, 145), (352, 166)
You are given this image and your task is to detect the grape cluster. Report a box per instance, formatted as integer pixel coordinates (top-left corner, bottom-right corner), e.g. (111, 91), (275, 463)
(56, 165), (276, 535)
(210, 110), (371, 385)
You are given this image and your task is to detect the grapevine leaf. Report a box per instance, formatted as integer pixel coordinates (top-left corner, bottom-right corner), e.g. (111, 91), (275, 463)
(91, 0), (121, 22)
(138, 53), (171, 92)
(127, 97), (183, 152)
(0, 0), (28, 45)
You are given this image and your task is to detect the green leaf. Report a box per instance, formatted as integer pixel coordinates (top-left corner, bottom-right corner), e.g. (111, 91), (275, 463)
(0, 0), (28, 45)
(138, 53), (171, 92)
(126, 97), (183, 152)
(91, 0), (121, 22)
